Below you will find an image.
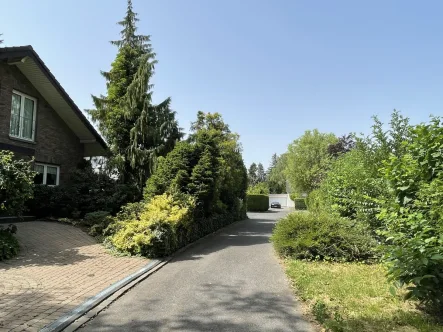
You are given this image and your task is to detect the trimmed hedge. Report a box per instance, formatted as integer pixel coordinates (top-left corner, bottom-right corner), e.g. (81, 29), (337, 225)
(293, 198), (307, 210)
(289, 193), (307, 210)
(247, 194), (269, 212)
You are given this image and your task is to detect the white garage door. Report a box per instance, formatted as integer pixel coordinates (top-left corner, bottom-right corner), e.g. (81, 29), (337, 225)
(269, 194), (288, 207)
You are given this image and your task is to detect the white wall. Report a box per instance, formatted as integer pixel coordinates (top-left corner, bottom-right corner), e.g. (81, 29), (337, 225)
(269, 194), (294, 207)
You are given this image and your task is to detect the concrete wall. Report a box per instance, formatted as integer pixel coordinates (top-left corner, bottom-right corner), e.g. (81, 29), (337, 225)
(269, 194), (295, 207)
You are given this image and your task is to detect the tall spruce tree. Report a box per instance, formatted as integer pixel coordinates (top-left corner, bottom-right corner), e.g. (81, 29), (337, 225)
(88, 0), (181, 189)
(248, 163), (258, 185)
(268, 153), (278, 173)
(257, 163), (266, 183)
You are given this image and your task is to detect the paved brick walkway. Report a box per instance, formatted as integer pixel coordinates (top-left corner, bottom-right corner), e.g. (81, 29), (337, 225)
(0, 221), (148, 332)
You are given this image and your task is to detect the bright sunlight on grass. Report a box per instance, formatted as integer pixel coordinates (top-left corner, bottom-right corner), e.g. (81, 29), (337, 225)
(286, 260), (443, 332)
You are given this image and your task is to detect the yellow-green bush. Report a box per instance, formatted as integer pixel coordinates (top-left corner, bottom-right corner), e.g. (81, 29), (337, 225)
(107, 194), (195, 257)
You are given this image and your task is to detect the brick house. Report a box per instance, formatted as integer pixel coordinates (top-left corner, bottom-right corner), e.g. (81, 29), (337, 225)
(0, 46), (107, 185)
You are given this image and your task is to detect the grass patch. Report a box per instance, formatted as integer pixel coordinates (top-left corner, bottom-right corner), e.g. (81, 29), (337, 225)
(286, 260), (443, 332)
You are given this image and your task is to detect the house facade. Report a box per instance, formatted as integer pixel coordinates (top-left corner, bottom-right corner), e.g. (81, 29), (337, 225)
(0, 46), (106, 184)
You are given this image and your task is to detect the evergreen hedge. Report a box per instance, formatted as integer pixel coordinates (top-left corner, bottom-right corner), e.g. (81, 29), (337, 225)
(293, 198), (307, 210)
(247, 195), (269, 212)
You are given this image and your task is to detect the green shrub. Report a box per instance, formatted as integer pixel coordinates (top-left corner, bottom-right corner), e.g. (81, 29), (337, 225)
(84, 211), (111, 226)
(0, 224), (19, 260)
(271, 212), (376, 262)
(107, 112), (249, 258)
(27, 160), (139, 219)
(379, 117), (443, 308)
(320, 149), (387, 228)
(145, 112), (248, 221)
(247, 194), (269, 212)
(107, 193), (195, 257)
(247, 182), (269, 195)
(293, 198), (307, 210)
(0, 151), (35, 217)
(84, 211), (112, 236)
(305, 189), (328, 213)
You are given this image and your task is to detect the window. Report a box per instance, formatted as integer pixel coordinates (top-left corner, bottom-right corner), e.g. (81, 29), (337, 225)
(10, 90), (37, 141)
(34, 163), (60, 186)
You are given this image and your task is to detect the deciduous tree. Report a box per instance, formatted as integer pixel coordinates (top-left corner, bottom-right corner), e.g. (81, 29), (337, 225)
(285, 129), (337, 195)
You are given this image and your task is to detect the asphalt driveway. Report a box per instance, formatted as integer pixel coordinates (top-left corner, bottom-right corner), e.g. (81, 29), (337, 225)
(79, 209), (314, 332)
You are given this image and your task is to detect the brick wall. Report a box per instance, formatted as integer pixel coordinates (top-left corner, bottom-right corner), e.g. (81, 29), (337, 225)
(0, 62), (84, 184)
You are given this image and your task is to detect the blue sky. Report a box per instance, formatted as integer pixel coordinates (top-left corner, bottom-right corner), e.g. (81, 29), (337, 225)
(1, 0), (442, 168)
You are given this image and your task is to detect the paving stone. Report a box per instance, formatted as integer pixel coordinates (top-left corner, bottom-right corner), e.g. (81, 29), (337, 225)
(0, 221), (148, 331)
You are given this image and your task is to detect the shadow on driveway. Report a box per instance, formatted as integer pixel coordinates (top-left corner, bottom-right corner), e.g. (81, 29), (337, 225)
(172, 211), (283, 262)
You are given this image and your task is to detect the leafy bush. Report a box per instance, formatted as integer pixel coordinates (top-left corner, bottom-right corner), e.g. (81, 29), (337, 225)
(84, 211), (111, 226)
(28, 160), (139, 219)
(320, 149), (388, 228)
(0, 151), (35, 217)
(285, 129), (337, 195)
(271, 212), (376, 262)
(107, 112), (248, 258)
(247, 194), (269, 212)
(145, 112), (247, 220)
(107, 194), (195, 257)
(84, 211), (112, 236)
(305, 188), (329, 213)
(0, 224), (19, 260)
(289, 196), (307, 210)
(247, 182), (269, 195)
(379, 117), (443, 308)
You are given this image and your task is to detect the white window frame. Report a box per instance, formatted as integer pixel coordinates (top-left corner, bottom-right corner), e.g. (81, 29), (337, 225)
(35, 163), (60, 186)
(10, 90), (37, 142)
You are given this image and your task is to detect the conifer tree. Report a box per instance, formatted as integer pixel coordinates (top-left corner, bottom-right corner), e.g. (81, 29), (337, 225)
(88, 0), (181, 189)
(257, 163), (266, 183)
(248, 163), (258, 185)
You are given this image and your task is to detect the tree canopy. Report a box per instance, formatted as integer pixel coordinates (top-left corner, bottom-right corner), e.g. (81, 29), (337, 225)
(285, 129), (337, 195)
(88, 0), (181, 190)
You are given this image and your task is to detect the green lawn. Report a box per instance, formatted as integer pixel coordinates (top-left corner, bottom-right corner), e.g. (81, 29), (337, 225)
(285, 260), (443, 332)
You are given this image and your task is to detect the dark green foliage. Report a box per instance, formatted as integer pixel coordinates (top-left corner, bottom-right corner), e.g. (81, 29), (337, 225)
(257, 163), (266, 183)
(0, 224), (19, 261)
(247, 194), (269, 212)
(28, 160), (138, 218)
(327, 134), (355, 157)
(188, 147), (217, 216)
(292, 198), (307, 210)
(267, 153), (288, 194)
(88, 0), (181, 189)
(85, 211), (113, 237)
(145, 111), (247, 221)
(0, 151), (35, 217)
(289, 194), (307, 209)
(379, 117), (443, 308)
(84, 211), (111, 226)
(271, 212), (376, 262)
(248, 162), (258, 185)
(109, 112), (248, 257)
